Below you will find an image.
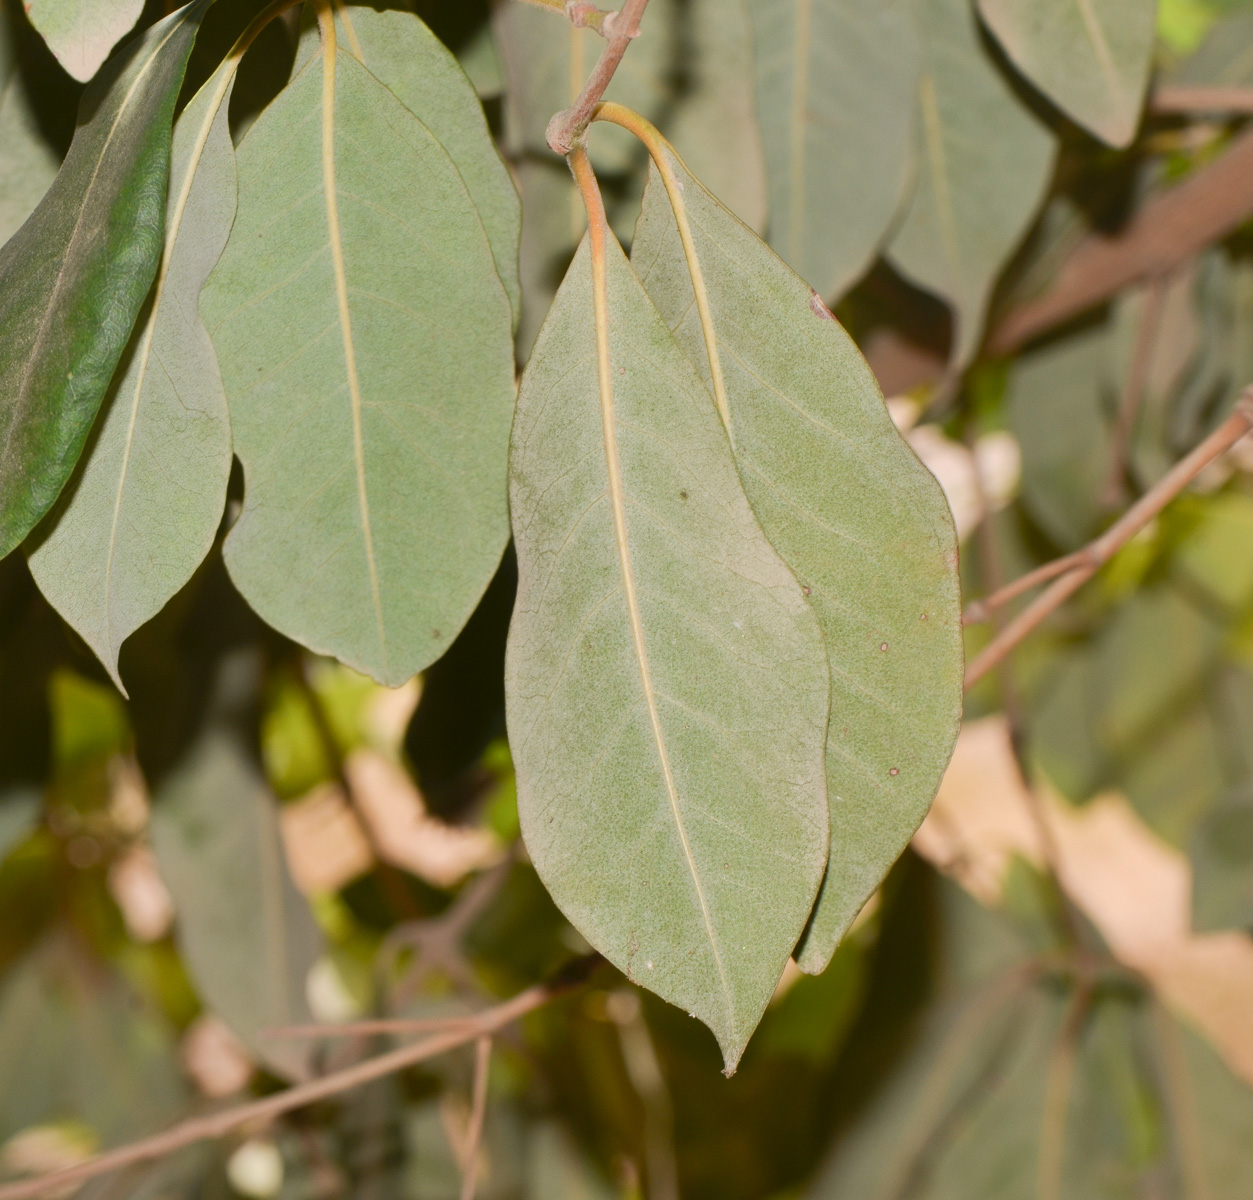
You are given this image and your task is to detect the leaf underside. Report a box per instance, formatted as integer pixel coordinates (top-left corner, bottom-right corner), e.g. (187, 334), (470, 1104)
(631, 148), (963, 972)
(506, 233), (831, 1070)
(0, 1), (208, 561)
(202, 41), (516, 687)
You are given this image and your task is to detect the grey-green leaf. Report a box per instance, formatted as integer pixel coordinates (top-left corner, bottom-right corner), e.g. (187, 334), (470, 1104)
(24, 0), (144, 82)
(0, 788), (39, 861)
(321, 4), (521, 326)
(26, 62), (236, 692)
(631, 149), (963, 973)
(0, 6), (61, 245)
(748, 0), (919, 300)
(886, 0), (1056, 370)
(506, 234), (831, 1071)
(202, 40), (516, 687)
(150, 655), (323, 1082)
(977, 0), (1158, 148)
(0, 1), (209, 561)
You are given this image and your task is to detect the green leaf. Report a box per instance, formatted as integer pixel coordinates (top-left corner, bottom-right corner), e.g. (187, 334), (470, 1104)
(887, 0), (1056, 370)
(26, 61), (237, 693)
(629, 146), (963, 973)
(506, 231), (831, 1071)
(0, 5), (61, 245)
(150, 652), (324, 1082)
(23, 0), (144, 82)
(748, 0), (920, 300)
(978, 0), (1158, 148)
(0, 1), (209, 561)
(0, 789), (39, 861)
(321, 5), (521, 326)
(202, 32), (516, 687)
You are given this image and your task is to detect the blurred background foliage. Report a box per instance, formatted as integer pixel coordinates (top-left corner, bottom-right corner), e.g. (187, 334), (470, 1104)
(5, 0), (1253, 1196)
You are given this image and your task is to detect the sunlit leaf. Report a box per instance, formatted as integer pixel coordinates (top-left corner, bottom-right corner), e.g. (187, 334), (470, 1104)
(23, 0), (144, 82)
(748, 0), (919, 300)
(506, 231), (831, 1070)
(151, 653), (324, 1082)
(630, 146), (962, 973)
(26, 60), (236, 692)
(0, 1), (209, 560)
(887, 0), (1056, 370)
(978, 0), (1158, 148)
(202, 30), (516, 687)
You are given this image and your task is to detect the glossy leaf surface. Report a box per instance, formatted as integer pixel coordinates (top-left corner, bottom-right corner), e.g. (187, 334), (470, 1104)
(24, 0), (144, 82)
(749, 0), (919, 300)
(631, 147), (963, 972)
(0, 1), (207, 560)
(506, 234), (830, 1070)
(978, 0), (1157, 148)
(27, 62), (236, 691)
(202, 37), (515, 686)
(887, 0), (1055, 369)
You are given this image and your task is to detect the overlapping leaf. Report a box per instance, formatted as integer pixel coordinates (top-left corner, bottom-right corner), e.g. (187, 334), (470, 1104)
(24, 0), (145, 82)
(887, 0), (1056, 370)
(506, 232), (831, 1070)
(0, 1), (208, 561)
(630, 144), (963, 972)
(202, 30), (516, 686)
(26, 61), (237, 692)
(978, 0), (1157, 148)
(749, 0), (919, 301)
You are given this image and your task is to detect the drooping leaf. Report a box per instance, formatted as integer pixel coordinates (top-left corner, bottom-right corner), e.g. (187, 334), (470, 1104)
(748, 0), (920, 301)
(316, 4), (521, 326)
(977, 0), (1158, 148)
(886, 0), (1056, 370)
(201, 30), (516, 687)
(0, 4), (61, 245)
(630, 146), (963, 973)
(23, 0), (144, 82)
(150, 651), (324, 1082)
(0, 1), (209, 561)
(26, 60), (237, 692)
(506, 231), (831, 1071)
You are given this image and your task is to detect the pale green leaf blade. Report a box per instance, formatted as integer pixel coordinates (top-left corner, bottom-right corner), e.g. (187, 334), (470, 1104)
(630, 150), (963, 973)
(150, 655), (324, 1082)
(202, 44), (516, 687)
(327, 5), (521, 326)
(749, 0), (920, 300)
(23, 0), (144, 82)
(0, 1), (209, 560)
(506, 235), (831, 1071)
(887, 0), (1056, 370)
(26, 62), (237, 692)
(978, 0), (1158, 148)
(0, 788), (39, 861)
(0, 5), (61, 245)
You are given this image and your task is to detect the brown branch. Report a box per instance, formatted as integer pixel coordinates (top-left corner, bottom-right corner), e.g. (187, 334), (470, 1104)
(459, 1037), (493, 1200)
(546, 0), (651, 154)
(989, 123), (1253, 355)
(266, 1015), (486, 1039)
(0, 984), (559, 1200)
(1153, 85), (1253, 115)
(963, 391), (1253, 689)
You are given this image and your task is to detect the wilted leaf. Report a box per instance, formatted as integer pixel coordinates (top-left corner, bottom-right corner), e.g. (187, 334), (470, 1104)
(0, 1), (209, 560)
(150, 654), (324, 1081)
(749, 0), (919, 300)
(0, 6), (60, 245)
(630, 146), (962, 973)
(978, 0), (1158, 147)
(506, 227), (831, 1070)
(202, 27), (516, 686)
(26, 59), (236, 690)
(23, 0), (144, 82)
(887, 0), (1056, 369)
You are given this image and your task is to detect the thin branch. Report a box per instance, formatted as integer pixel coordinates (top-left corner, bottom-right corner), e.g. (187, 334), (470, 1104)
(0, 982), (564, 1200)
(546, 0), (652, 154)
(963, 552), (1087, 625)
(1153, 85), (1253, 114)
(459, 1037), (493, 1200)
(520, 0), (613, 34)
(963, 391), (1253, 689)
(266, 1015), (486, 1039)
(1036, 985), (1091, 1200)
